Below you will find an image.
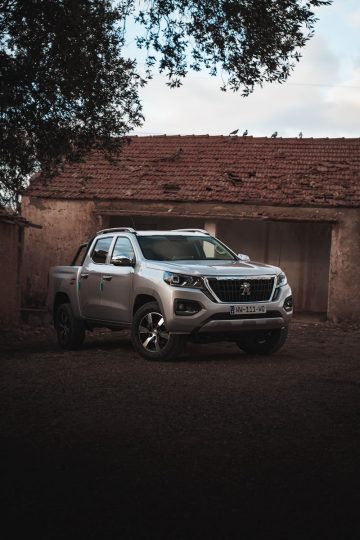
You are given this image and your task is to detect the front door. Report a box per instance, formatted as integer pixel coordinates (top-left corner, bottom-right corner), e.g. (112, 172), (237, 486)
(97, 236), (135, 323)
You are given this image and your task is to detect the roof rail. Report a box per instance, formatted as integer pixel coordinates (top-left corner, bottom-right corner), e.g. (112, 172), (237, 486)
(96, 227), (136, 235)
(172, 228), (210, 235)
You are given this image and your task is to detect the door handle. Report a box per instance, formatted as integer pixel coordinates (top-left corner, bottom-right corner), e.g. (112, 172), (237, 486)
(102, 275), (113, 281)
(80, 273), (89, 279)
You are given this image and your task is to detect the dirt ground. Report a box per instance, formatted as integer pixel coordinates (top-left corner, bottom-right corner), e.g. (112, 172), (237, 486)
(1, 320), (360, 539)
(1, 316), (360, 356)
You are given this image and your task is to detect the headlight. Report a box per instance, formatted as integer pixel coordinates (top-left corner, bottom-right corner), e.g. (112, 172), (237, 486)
(164, 272), (203, 288)
(276, 272), (288, 287)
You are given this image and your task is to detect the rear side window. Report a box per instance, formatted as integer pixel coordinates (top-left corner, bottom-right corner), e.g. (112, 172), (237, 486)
(71, 243), (88, 266)
(91, 237), (113, 264)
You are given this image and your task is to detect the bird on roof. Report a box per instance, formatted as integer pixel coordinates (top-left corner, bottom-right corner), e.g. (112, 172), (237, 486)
(242, 129), (248, 136)
(271, 131), (278, 138)
(229, 129), (239, 136)
(298, 131), (303, 138)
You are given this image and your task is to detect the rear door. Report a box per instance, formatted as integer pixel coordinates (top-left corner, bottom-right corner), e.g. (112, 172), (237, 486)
(78, 236), (114, 319)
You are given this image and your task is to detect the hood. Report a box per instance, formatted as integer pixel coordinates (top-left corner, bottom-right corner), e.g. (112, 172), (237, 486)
(144, 259), (281, 277)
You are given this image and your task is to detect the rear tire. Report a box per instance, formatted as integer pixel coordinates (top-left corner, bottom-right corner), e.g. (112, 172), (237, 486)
(131, 302), (186, 361)
(55, 303), (85, 350)
(236, 326), (288, 355)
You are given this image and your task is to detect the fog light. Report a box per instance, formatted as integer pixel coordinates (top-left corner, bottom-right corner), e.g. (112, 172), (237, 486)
(283, 295), (293, 312)
(174, 299), (201, 316)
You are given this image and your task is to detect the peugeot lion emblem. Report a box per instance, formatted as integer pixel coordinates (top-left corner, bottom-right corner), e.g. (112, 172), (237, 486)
(240, 282), (251, 295)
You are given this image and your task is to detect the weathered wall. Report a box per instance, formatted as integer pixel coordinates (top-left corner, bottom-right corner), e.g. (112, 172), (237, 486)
(328, 209), (360, 322)
(0, 221), (22, 326)
(21, 197), (100, 307)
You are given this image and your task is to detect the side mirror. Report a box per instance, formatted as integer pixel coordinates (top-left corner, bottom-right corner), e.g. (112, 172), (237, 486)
(111, 255), (135, 267)
(237, 253), (250, 262)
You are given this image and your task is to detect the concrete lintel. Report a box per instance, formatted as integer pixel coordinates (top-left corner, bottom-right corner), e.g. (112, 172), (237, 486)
(95, 200), (342, 224)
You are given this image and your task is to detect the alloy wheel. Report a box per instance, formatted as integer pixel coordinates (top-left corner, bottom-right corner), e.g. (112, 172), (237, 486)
(58, 309), (71, 343)
(138, 311), (170, 352)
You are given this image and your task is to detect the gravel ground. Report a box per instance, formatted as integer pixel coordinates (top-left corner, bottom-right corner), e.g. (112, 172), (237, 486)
(1, 320), (360, 539)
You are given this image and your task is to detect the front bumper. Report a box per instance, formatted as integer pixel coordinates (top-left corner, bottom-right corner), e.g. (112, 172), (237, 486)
(196, 315), (287, 333)
(162, 283), (293, 335)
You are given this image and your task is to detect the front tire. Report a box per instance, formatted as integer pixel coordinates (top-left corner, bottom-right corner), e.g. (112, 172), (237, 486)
(55, 303), (85, 350)
(131, 302), (186, 361)
(236, 326), (288, 355)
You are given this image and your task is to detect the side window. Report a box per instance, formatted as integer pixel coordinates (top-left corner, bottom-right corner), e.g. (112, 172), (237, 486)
(111, 237), (135, 261)
(91, 237), (113, 264)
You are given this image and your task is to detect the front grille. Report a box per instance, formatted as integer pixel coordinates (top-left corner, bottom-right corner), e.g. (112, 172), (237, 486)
(207, 277), (275, 303)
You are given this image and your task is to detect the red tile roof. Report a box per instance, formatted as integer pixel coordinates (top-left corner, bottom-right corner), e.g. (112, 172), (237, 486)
(26, 135), (360, 207)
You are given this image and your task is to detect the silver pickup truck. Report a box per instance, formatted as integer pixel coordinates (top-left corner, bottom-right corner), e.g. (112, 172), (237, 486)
(48, 227), (293, 360)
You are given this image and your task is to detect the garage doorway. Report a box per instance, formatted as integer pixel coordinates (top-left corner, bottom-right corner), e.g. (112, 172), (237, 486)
(218, 220), (332, 315)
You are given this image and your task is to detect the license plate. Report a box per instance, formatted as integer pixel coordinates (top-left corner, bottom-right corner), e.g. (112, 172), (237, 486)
(230, 304), (267, 315)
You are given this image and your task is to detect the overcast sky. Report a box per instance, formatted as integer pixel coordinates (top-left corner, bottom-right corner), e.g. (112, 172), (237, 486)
(127, 0), (360, 138)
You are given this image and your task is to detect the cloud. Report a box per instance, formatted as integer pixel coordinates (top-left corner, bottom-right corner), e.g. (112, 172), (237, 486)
(324, 68), (360, 134)
(132, 34), (341, 136)
(346, 9), (360, 29)
(132, 34), (357, 138)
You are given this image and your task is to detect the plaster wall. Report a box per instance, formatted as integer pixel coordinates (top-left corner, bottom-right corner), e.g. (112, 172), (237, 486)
(0, 222), (22, 325)
(21, 197), (99, 307)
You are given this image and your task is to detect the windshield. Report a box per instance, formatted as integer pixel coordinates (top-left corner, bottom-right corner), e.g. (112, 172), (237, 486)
(137, 235), (236, 261)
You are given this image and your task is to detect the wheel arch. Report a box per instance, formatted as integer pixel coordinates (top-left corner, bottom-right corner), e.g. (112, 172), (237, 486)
(54, 292), (70, 319)
(133, 294), (159, 315)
